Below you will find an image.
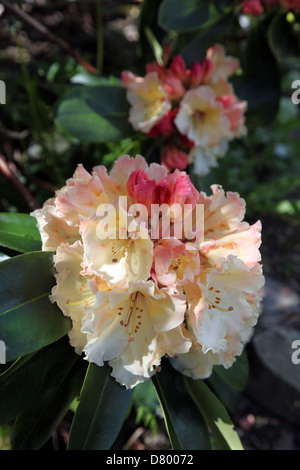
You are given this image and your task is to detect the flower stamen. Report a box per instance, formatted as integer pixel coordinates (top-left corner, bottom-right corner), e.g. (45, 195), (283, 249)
(207, 286), (234, 312)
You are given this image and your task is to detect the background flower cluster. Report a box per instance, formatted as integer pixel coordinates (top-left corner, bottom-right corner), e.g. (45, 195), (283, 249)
(122, 45), (247, 176)
(242, 0), (300, 15)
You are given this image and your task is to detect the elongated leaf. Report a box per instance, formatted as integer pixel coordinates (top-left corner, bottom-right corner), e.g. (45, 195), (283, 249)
(68, 363), (133, 450)
(0, 251), (71, 362)
(0, 352), (36, 384)
(0, 212), (41, 253)
(11, 352), (87, 450)
(234, 22), (280, 125)
(207, 372), (241, 414)
(268, 12), (300, 64)
(214, 350), (249, 392)
(184, 377), (243, 450)
(0, 338), (74, 426)
(137, 0), (165, 62)
(55, 85), (131, 143)
(158, 0), (234, 32)
(180, 15), (232, 67)
(152, 361), (211, 450)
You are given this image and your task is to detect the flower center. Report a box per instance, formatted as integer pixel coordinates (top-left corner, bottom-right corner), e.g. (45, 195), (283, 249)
(207, 286), (234, 312)
(66, 283), (96, 307)
(117, 292), (144, 342)
(110, 238), (134, 263)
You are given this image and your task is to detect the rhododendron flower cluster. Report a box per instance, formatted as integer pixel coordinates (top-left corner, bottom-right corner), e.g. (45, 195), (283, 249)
(122, 45), (247, 176)
(32, 155), (264, 389)
(242, 0), (300, 15)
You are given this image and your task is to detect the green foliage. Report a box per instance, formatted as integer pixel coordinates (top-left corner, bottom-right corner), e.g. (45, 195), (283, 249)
(0, 0), (299, 452)
(68, 363), (133, 450)
(55, 84), (131, 143)
(0, 213), (41, 253)
(133, 379), (161, 435)
(152, 361), (211, 450)
(184, 377), (244, 450)
(0, 252), (71, 362)
(158, 0), (235, 33)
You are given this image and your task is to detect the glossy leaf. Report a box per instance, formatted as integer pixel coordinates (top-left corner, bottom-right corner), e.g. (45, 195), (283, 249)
(158, 0), (234, 32)
(11, 347), (87, 450)
(68, 363), (133, 450)
(0, 251), (71, 362)
(184, 377), (243, 450)
(268, 12), (300, 64)
(0, 339), (75, 427)
(180, 15), (232, 67)
(152, 361), (211, 450)
(55, 85), (131, 143)
(137, 0), (165, 62)
(0, 212), (41, 253)
(234, 22), (280, 125)
(214, 350), (249, 392)
(207, 372), (241, 414)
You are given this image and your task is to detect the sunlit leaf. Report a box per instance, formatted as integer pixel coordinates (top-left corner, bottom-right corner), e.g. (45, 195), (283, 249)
(152, 361), (211, 450)
(0, 252), (71, 362)
(55, 85), (131, 143)
(68, 363), (133, 450)
(0, 213), (41, 253)
(185, 377), (243, 450)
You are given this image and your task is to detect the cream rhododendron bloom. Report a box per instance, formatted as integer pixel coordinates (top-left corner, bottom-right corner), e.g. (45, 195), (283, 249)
(170, 185), (264, 379)
(32, 154), (264, 389)
(205, 45), (239, 84)
(121, 71), (171, 133)
(174, 86), (231, 149)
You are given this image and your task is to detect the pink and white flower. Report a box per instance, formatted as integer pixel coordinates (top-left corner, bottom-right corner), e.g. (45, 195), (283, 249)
(32, 155), (264, 388)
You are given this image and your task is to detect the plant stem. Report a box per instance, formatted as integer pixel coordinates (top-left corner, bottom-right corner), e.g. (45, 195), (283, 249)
(95, 0), (104, 74)
(0, 155), (40, 210)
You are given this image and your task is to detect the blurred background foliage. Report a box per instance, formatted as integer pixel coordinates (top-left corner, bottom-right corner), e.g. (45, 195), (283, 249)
(0, 0), (300, 450)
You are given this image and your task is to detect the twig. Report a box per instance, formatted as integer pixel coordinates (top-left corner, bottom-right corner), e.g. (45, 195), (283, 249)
(0, 154), (40, 210)
(1, 0), (99, 75)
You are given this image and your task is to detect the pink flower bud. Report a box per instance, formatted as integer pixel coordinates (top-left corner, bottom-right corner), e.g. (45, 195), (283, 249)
(201, 58), (213, 83)
(190, 62), (203, 87)
(242, 0), (264, 15)
(160, 146), (189, 172)
(126, 169), (156, 211)
(169, 55), (187, 82)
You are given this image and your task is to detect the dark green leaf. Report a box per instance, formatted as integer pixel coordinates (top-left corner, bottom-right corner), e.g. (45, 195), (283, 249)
(0, 251), (71, 362)
(0, 212), (41, 253)
(68, 363), (133, 450)
(180, 15), (232, 67)
(268, 13), (300, 64)
(137, 0), (165, 62)
(214, 350), (249, 391)
(184, 377), (243, 450)
(158, 0), (234, 32)
(207, 373), (241, 414)
(54, 85), (131, 143)
(152, 361), (211, 450)
(0, 338), (75, 426)
(11, 348), (87, 450)
(234, 22), (281, 125)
